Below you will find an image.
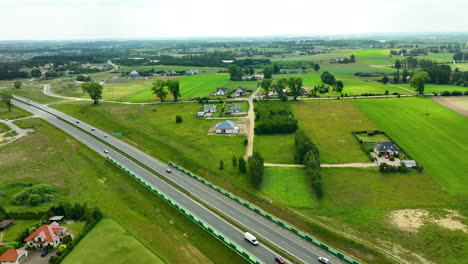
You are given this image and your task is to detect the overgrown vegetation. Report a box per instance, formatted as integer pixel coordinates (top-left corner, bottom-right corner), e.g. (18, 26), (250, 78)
(254, 102), (298, 134)
(11, 184), (56, 206)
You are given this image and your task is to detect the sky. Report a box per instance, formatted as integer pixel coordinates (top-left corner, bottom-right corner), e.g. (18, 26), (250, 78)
(1, 0), (467, 40)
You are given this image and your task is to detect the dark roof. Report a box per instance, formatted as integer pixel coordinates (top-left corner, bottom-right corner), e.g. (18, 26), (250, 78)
(375, 142), (400, 152)
(216, 87), (227, 92)
(0, 220), (13, 229)
(228, 104), (241, 110)
(236, 87), (247, 92)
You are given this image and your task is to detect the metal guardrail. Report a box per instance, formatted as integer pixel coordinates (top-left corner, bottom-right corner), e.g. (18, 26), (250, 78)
(168, 162), (360, 264)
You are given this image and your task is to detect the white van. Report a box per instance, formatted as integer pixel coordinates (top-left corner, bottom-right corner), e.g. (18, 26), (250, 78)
(244, 232), (259, 245)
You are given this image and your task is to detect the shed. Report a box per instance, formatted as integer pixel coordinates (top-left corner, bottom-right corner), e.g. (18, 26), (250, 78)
(401, 160), (417, 168)
(49, 216), (64, 222)
(0, 220), (13, 231)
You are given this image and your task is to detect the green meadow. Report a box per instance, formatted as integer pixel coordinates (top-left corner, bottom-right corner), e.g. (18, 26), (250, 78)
(396, 83), (468, 94)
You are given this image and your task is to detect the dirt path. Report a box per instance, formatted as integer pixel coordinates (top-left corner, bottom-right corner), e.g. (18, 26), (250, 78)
(388, 84), (416, 94)
(432, 95), (468, 117)
(243, 87), (261, 159)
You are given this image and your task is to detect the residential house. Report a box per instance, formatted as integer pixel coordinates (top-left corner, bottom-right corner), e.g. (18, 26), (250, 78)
(215, 120), (239, 134)
(213, 87), (228, 96)
(185, 69), (198, 75)
(203, 104), (217, 113)
(0, 220), (13, 231)
(226, 104), (241, 115)
(24, 222), (68, 249)
(230, 87), (248, 98)
(0, 249), (28, 264)
(374, 142), (400, 156)
(401, 160), (417, 168)
(129, 70), (140, 78)
(222, 60), (234, 64)
(241, 75), (263, 81)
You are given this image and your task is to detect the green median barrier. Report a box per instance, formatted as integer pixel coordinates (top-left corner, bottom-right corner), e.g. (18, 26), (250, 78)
(320, 244), (329, 251)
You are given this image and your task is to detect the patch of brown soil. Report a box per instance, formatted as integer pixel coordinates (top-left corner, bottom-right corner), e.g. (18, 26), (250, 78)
(390, 209), (429, 231)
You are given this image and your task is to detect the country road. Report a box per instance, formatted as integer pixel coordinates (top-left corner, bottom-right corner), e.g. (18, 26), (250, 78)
(12, 95), (348, 264)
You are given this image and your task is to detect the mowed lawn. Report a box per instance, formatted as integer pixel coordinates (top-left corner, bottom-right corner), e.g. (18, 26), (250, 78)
(254, 134), (295, 164)
(353, 97), (468, 194)
(62, 218), (166, 264)
(292, 100), (379, 164)
(262, 167), (317, 208)
(125, 74), (257, 102)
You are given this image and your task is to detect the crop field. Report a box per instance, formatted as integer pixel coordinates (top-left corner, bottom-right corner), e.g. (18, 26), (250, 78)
(292, 100), (379, 164)
(0, 118), (245, 264)
(350, 49), (395, 65)
(124, 74), (257, 102)
(261, 167), (317, 208)
(353, 97), (468, 194)
(337, 75), (412, 95)
(62, 218), (166, 264)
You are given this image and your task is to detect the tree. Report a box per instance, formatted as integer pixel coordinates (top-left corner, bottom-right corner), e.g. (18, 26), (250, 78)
(350, 55), (356, 63)
(232, 155), (237, 168)
(288, 77), (303, 100)
(31, 68), (41, 78)
(313, 64), (320, 72)
(263, 65), (274, 79)
(333, 80), (344, 92)
(152, 80), (168, 102)
(228, 65), (243, 81)
(175, 115), (183, 123)
(320, 71), (336, 85)
(248, 152), (264, 189)
(410, 71), (430, 94)
(14, 81), (22, 89)
(81, 82), (103, 104)
(0, 91), (13, 112)
(258, 78), (273, 97)
(272, 78), (288, 96)
(219, 160), (224, 170)
(381, 76), (390, 84)
(166, 80), (181, 101)
(238, 156), (247, 173)
(395, 59), (402, 69)
(393, 70), (400, 84)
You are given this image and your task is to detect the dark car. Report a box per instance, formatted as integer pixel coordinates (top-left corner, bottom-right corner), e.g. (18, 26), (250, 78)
(41, 250), (49, 257)
(275, 256), (286, 263)
(165, 168), (172, 173)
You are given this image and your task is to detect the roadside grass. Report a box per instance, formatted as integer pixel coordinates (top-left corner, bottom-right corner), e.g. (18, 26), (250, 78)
(292, 100), (378, 164)
(353, 97), (468, 195)
(0, 104), (32, 119)
(254, 134), (295, 164)
(0, 122), (10, 133)
(396, 83), (468, 94)
(262, 167), (317, 208)
(62, 218), (166, 264)
(12, 83), (69, 104)
(0, 118), (246, 264)
(0, 220), (39, 243)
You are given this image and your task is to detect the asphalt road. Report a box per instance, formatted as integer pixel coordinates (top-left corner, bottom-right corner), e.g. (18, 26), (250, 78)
(13, 95), (346, 264)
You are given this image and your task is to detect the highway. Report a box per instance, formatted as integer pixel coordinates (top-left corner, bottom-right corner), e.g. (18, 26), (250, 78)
(13, 95), (346, 264)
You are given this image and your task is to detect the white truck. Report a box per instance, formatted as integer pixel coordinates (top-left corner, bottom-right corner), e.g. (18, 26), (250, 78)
(244, 232), (259, 245)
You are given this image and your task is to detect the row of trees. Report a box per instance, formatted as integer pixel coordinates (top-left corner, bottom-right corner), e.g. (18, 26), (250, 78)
(321, 71), (344, 92)
(254, 102), (298, 134)
(152, 79), (181, 102)
(258, 77), (304, 100)
(294, 130), (323, 199)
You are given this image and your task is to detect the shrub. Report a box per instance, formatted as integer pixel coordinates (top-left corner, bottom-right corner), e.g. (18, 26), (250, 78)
(393, 153), (400, 158)
(62, 235), (72, 244)
(175, 115), (183, 123)
(451, 91), (463, 96)
(219, 160), (224, 170)
(398, 163), (409, 173)
(12, 184), (56, 206)
(464, 91), (468, 95)
(378, 153), (383, 157)
(243, 139), (248, 146)
(389, 156), (395, 161)
(441, 91), (450, 96)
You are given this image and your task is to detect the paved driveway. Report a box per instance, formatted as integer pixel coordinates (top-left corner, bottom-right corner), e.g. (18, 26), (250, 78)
(22, 250), (57, 264)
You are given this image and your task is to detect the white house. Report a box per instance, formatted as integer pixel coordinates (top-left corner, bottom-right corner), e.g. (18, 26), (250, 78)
(203, 104), (217, 113)
(374, 142), (400, 156)
(0, 249), (28, 264)
(24, 222), (68, 249)
(230, 87), (248, 98)
(185, 69), (198, 75)
(213, 87), (228, 96)
(129, 70), (140, 78)
(226, 104), (241, 115)
(215, 120), (239, 134)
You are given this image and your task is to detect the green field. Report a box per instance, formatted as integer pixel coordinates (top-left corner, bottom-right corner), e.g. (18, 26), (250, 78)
(254, 134), (295, 164)
(353, 97), (468, 194)
(62, 218), (166, 264)
(350, 49), (396, 65)
(0, 118), (245, 264)
(262, 167), (317, 208)
(354, 133), (391, 143)
(12, 83), (70, 104)
(337, 75), (411, 95)
(0, 220), (38, 244)
(124, 74), (257, 102)
(292, 100), (379, 164)
(0, 122), (10, 133)
(396, 83), (468, 94)
(0, 104), (32, 119)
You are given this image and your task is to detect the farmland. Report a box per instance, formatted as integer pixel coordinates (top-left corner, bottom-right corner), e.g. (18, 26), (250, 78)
(0, 118), (245, 264)
(62, 218), (166, 264)
(353, 97), (468, 194)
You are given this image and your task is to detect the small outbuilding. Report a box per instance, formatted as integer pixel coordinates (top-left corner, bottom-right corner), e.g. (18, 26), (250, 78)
(48, 216), (64, 223)
(0, 220), (13, 231)
(401, 160), (417, 168)
(0, 249), (28, 264)
(215, 120), (239, 134)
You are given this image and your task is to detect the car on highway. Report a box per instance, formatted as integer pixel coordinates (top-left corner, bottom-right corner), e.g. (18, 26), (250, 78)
(91, 128), (95, 131)
(41, 250), (49, 257)
(244, 232), (259, 245)
(104, 150), (109, 153)
(275, 256), (286, 263)
(104, 135), (108, 138)
(76, 121), (80, 124)
(318, 257), (331, 264)
(165, 168), (172, 173)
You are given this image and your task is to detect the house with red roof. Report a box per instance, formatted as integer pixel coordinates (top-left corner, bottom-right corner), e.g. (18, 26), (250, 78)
(0, 248), (28, 264)
(24, 222), (68, 249)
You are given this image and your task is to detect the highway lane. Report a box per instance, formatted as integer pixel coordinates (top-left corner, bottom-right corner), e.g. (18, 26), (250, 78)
(12, 99), (280, 264)
(13, 95), (347, 264)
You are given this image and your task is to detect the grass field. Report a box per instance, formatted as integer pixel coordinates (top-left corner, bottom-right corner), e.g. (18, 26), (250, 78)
(350, 49), (395, 65)
(12, 83), (70, 104)
(338, 75), (412, 95)
(117, 65), (225, 73)
(354, 133), (391, 143)
(254, 134), (295, 164)
(0, 118), (246, 264)
(396, 83), (468, 94)
(0, 122), (10, 133)
(0, 220), (38, 244)
(262, 167), (317, 208)
(292, 100), (379, 164)
(353, 97), (468, 194)
(0, 104), (32, 119)
(62, 218), (166, 264)
(124, 74), (257, 102)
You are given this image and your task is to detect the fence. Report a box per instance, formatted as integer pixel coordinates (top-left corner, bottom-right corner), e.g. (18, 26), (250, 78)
(106, 157), (262, 264)
(168, 162), (360, 264)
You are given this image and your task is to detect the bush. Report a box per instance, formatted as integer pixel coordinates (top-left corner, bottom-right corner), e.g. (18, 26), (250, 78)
(389, 156), (395, 161)
(398, 163), (409, 173)
(393, 153), (400, 158)
(464, 91), (468, 95)
(219, 160), (224, 170)
(451, 91), (463, 96)
(254, 102), (297, 134)
(243, 139), (248, 146)
(175, 115), (183, 123)
(441, 91), (450, 96)
(12, 184), (56, 206)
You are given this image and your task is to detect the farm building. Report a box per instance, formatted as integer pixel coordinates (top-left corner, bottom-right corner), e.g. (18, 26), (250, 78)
(0, 220), (13, 231)
(374, 142), (400, 156)
(24, 222), (68, 249)
(0, 249), (28, 264)
(215, 120), (239, 134)
(203, 104), (217, 113)
(231, 87), (248, 98)
(213, 87), (228, 96)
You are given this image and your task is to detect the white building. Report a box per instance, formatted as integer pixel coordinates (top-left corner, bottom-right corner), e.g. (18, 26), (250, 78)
(215, 120), (239, 134)
(24, 222), (68, 249)
(0, 249), (28, 264)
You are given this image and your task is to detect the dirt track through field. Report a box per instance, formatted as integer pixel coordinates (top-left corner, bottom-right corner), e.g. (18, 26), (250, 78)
(432, 96), (468, 117)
